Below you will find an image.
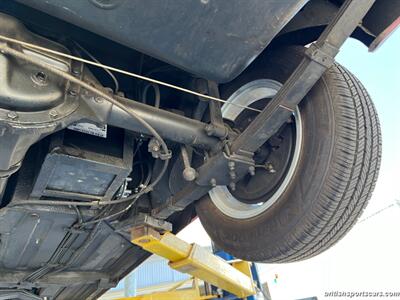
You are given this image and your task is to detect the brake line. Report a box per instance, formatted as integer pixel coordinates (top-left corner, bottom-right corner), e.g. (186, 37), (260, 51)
(74, 41), (120, 93)
(0, 34), (262, 113)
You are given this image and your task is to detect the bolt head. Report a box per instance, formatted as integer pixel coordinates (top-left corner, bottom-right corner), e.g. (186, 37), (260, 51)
(94, 96), (104, 103)
(210, 178), (217, 187)
(49, 110), (59, 119)
(30, 213), (39, 219)
(266, 163), (277, 173)
(68, 89), (78, 97)
(183, 167), (197, 182)
(248, 166), (256, 176)
(32, 71), (48, 86)
(229, 182), (236, 191)
(7, 111), (18, 120)
(205, 124), (214, 136)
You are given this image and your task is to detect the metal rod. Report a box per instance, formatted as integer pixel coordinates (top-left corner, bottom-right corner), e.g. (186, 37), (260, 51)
(207, 81), (224, 127)
(0, 178), (8, 204)
(107, 97), (220, 150)
(0, 34), (261, 113)
(206, 80), (227, 138)
(152, 0), (377, 220)
(180, 145), (197, 181)
(231, 0), (376, 154)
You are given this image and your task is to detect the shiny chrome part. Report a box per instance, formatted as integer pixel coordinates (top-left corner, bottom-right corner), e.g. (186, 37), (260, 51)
(209, 79), (303, 219)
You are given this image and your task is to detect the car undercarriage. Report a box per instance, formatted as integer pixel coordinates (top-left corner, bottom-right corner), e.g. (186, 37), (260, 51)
(0, 0), (398, 299)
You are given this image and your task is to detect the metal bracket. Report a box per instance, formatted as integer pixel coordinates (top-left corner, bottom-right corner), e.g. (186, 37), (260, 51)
(134, 214), (173, 232)
(203, 80), (228, 139)
(0, 290), (42, 300)
(231, 0), (376, 155)
(115, 213), (173, 234)
(152, 0), (377, 221)
(165, 200), (187, 213)
(130, 228), (256, 298)
(305, 43), (337, 68)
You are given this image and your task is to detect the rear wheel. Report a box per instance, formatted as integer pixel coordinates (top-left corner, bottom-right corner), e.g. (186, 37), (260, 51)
(195, 47), (382, 262)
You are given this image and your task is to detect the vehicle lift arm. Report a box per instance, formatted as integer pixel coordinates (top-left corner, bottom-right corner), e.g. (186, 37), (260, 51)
(116, 1), (376, 299)
(120, 226), (257, 300)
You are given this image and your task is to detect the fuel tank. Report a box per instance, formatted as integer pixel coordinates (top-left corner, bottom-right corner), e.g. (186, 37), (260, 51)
(16, 0), (307, 82)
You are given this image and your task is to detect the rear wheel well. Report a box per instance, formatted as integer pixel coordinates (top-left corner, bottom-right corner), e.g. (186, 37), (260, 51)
(270, 25), (374, 49)
(267, 0), (400, 51)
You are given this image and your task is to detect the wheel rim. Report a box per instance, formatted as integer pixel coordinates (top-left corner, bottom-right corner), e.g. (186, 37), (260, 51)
(209, 79), (303, 219)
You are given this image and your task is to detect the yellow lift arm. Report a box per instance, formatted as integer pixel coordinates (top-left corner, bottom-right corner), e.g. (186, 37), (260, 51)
(119, 226), (257, 300)
(118, 277), (215, 300)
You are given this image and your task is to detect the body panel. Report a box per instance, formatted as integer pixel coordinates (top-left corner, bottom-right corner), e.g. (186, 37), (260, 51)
(16, 0), (308, 82)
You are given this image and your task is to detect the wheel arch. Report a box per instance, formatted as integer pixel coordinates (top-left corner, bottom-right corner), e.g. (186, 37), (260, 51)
(266, 0), (399, 50)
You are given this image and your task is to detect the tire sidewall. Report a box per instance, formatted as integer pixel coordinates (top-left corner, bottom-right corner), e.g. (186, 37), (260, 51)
(196, 47), (337, 261)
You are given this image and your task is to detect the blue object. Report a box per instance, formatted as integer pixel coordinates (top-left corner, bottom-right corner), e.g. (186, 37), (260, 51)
(213, 250), (262, 300)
